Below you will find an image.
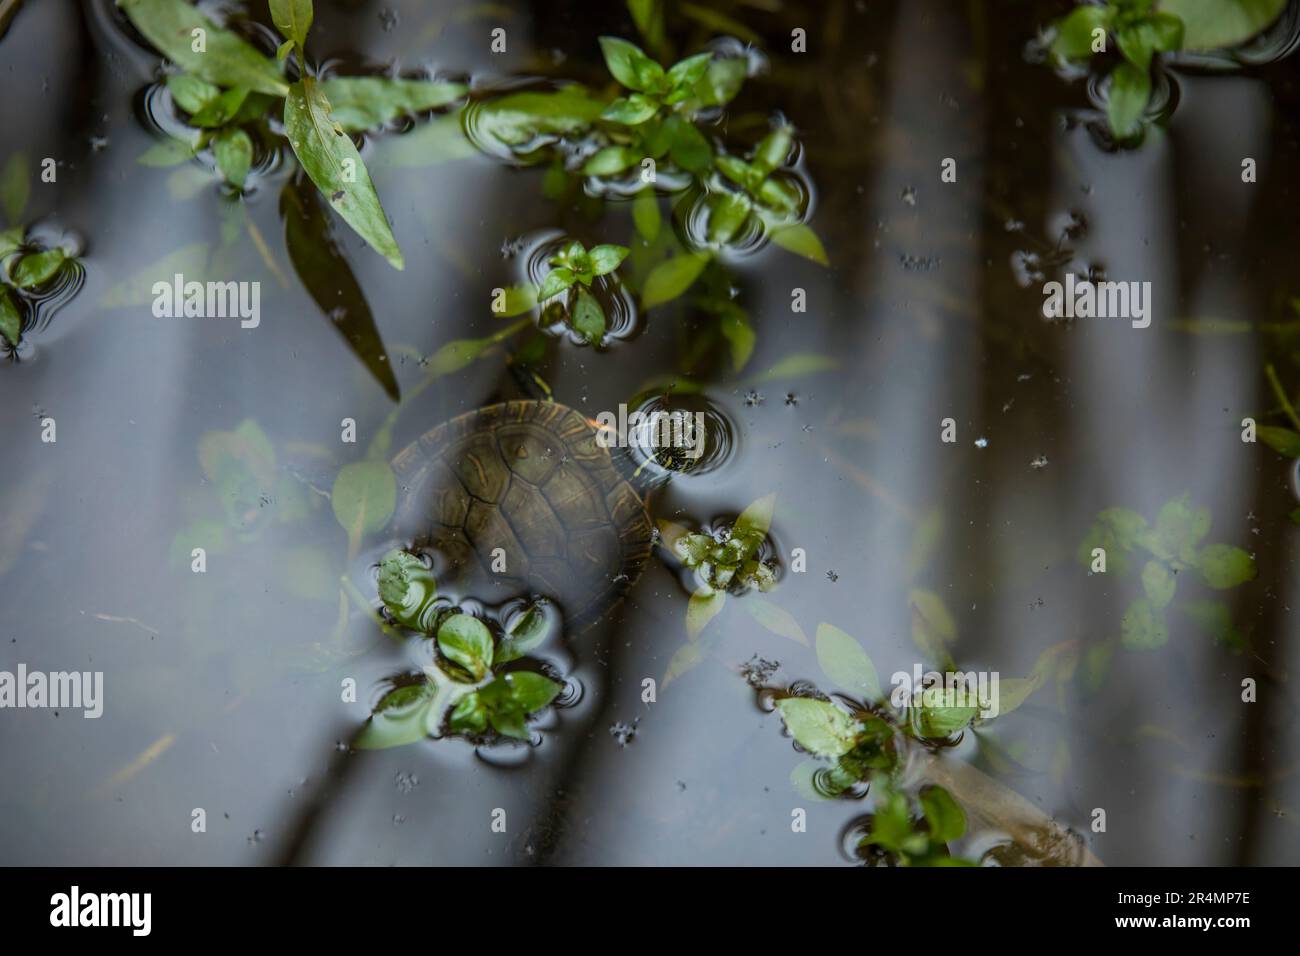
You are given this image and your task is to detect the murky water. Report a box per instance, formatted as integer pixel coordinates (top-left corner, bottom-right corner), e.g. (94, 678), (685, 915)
(2, 0), (1298, 865)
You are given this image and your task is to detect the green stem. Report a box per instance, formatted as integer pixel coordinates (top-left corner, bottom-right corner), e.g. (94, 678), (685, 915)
(1265, 363), (1300, 432)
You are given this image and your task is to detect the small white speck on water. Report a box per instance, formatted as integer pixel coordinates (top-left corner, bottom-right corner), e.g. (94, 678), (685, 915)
(1030, 455), (1049, 469)
(974, 437), (988, 448)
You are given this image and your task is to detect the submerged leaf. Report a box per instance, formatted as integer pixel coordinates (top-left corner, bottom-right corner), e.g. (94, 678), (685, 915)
(768, 223), (828, 265)
(280, 179), (400, 400)
(284, 76), (404, 269)
(212, 128), (252, 187)
(642, 252), (708, 308)
(320, 77), (466, 132)
(815, 623), (881, 701)
(0, 152), (29, 224)
(1196, 544), (1256, 589)
(1161, 0), (1286, 50)
(331, 459), (397, 541)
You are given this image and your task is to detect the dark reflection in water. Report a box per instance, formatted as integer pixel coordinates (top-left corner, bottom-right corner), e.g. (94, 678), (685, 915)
(1, 0), (1299, 866)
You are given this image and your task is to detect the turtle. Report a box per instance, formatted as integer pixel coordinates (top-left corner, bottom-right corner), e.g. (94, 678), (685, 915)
(389, 400), (655, 632)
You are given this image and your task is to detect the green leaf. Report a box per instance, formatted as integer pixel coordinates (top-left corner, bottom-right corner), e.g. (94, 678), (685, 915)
(378, 549), (438, 631)
(138, 136), (199, 167)
(1116, 25), (1156, 71)
(277, 39), (294, 62)
(601, 94), (660, 125)
(1144, 495), (1211, 564)
(1, 152), (29, 225)
(269, 0), (313, 50)
(380, 110), (478, 167)
(1160, 0), (1285, 50)
(280, 178), (400, 400)
(165, 73), (220, 114)
(438, 614), (493, 679)
(211, 127), (252, 188)
(331, 459), (397, 540)
(919, 785), (966, 843)
(1106, 61), (1152, 142)
(188, 86), (249, 127)
(448, 692), (488, 734)
(1146, 12), (1186, 52)
(497, 605), (550, 663)
(733, 493), (776, 551)
(1258, 426), (1300, 458)
(284, 76), (404, 269)
(751, 353), (838, 383)
(0, 287), (21, 347)
(663, 640), (707, 685)
(355, 684), (434, 749)
(498, 670), (562, 713)
(753, 126), (793, 176)
(743, 598), (808, 645)
(627, 0), (667, 55)
(0, 225), (23, 260)
(632, 187), (660, 241)
(11, 248), (66, 289)
(769, 223), (829, 265)
(686, 588), (726, 639)
(815, 623), (881, 700)
(719, 307), (755, 371)
(664, 115), (711, 172)
(538, 267), (576, 301)
(913, 700), (979, 738)
(1141, 559), (1176, 609)
(583, 145), (640, 177)
(599, 36), (663, 92)
(571, 285), (606, 345)
(1179, 599), (1246, 650)
(1051, 4), (1113, 60)
(1121, 597), (1169, 650)
(694, 58), (746, 106)
(776, 698), (860, 758)
(473, 87), (606, 147)
(909, 588), (957, 663)
(666, 52), (712, 92)
(1078, 506), (1148, 574)
(642, 252), (708, 307)
(319, 77), (466, 133)
(119, 0), (289, 96)
(708, 193), (750, 244)
(588, 244), (628, 276)
(1196, 544), (1256, 589)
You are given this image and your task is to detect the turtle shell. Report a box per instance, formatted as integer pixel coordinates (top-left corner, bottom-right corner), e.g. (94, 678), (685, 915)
(390, 400), (653, 630)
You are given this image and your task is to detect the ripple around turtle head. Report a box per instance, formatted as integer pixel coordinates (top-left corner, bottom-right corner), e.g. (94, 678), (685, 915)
(620, 393), (737, 479)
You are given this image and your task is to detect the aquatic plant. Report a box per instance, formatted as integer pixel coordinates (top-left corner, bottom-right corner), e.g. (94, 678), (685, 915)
(768, 621), (1078, 865)
(0, 153), (81, 351)
(1077, 495), (1256, 651)
(1047, 0), (1287, 142)
(356, 549), (565, 748)
(121, 0), (436, 269)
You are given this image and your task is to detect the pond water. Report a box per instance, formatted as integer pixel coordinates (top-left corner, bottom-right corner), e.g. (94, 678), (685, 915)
(1, 0), (1298, 866)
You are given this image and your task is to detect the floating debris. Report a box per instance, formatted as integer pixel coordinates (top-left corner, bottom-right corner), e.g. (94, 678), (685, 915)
(1030, 455), (1049, 469)
(974, 437), (988, 449)
(394, 771), (419, 794)
(740, 655), (779, 688)
(609, 719), (639, 748)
